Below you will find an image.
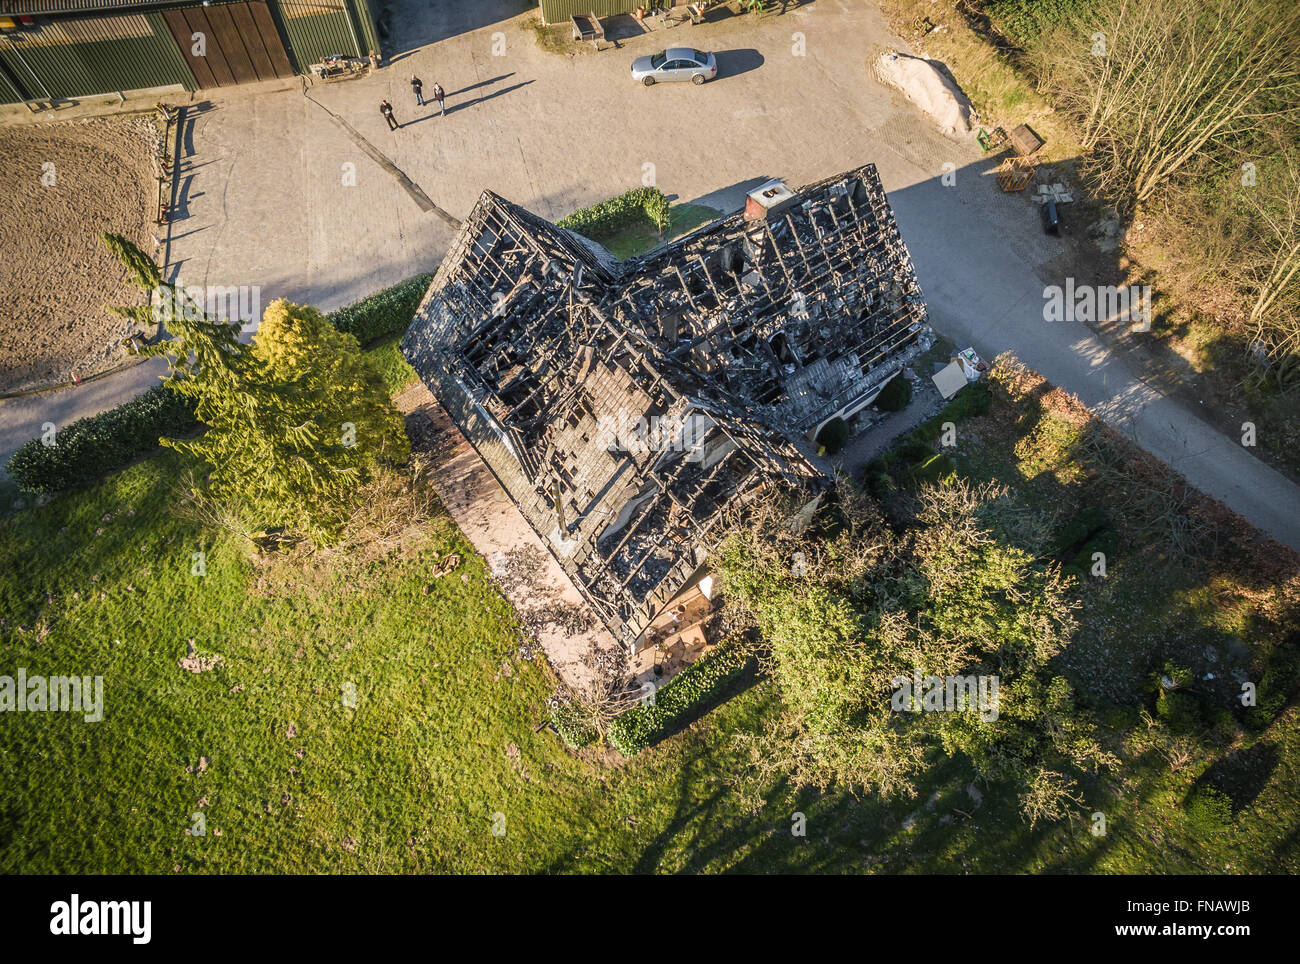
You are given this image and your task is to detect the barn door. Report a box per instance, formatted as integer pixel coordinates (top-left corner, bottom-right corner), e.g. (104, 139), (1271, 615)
(164, 1), (293, 88)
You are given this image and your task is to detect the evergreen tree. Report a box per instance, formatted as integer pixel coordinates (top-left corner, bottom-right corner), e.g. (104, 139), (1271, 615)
(102, 234), (409, 544)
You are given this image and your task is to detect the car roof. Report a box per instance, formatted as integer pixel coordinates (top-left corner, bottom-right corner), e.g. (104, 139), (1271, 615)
(665, 47), (703, 59)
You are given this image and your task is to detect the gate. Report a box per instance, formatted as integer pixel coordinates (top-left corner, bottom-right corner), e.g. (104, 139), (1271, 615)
(162, 0), (294, 88)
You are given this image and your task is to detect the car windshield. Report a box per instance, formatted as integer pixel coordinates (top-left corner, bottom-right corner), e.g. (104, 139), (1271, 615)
(693, 50), (710, 63)
(650, 52), (667, 69)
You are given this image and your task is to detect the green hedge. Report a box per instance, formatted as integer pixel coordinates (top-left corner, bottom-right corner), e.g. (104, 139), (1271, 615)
(875, 374), (913, 412)
(557, 187), (671, 240)
(7, 385), (197, 494)
(326, 273), (433, 346)
(607, 643), (748, 756)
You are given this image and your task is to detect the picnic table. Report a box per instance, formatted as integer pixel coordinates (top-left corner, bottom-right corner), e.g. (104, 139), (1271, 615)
(570, 12), (605, 48)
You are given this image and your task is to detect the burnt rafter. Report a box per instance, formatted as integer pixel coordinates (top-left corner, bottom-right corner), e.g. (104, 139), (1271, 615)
(402, 164), (933, 646)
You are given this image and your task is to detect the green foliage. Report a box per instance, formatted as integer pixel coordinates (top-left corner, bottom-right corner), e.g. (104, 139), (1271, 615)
(1184, 786), (1234, 832)
(942, 382), (993, 421)
(154, 298), (410, 545)
(643, 189), (671, 234)
(1156, 689), (1203, 733)
(360, 333), (419, 394)
(910, 453), (955, 485)
(326, 274), (433, 346)
(6, 385), (197, 494)
(549, 702), (598, 749)
(875, 374), (913, 412)
(7, 267), (428, 498)
(607, 644), (749, 755)
(815, 417), (849, 455)
(557, 187), (673, 240)
(719, 480), (1112, 821)
(984, 0), (1098, 45)
(100, 231), (162, 291)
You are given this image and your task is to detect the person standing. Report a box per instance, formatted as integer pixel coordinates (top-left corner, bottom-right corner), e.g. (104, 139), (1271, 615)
(380, 99), (398, 131)
(432, 82), (446, 116)
(410, 76), (424, 107)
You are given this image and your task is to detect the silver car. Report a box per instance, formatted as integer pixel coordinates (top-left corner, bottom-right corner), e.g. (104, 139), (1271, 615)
(630, 48), (717, 86)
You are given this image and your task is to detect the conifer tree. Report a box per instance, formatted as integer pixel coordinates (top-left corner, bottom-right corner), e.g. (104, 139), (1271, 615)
(101, 233), (409, 544)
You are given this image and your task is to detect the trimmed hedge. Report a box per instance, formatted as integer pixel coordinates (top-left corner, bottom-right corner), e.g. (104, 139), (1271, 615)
(326, 273), (433, 346)
(557, 187), (671, 239)
(7, 385), (197, 494)
(875, 374), (913, 412)
(607, 643), (748, 756)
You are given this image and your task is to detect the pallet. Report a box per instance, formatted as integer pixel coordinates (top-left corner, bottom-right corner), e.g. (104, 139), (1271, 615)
(996, 156), (1035, 192)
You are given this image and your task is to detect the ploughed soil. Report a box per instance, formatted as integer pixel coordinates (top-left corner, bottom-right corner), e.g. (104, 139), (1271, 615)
(0, 116), (159, 393)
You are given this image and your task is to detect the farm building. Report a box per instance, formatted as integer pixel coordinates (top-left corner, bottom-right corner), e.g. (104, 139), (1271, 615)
(402, 163), (932, 650)
(0, 0), (381, 103)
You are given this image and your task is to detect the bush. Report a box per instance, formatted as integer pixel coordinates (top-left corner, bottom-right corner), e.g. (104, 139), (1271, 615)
(944, 382), (993, 420)
(326, 274), (432, 346)
(875, 374), (913, 412)
(7, 385), (197, 494)
(607, 644), (748, 755)
(548, 702), (597, 749)
(909, 453), (955, 485)
(1184, 786), (1233, 833)
(815, 417), (849, 455)
(557, 187), (671, 240)
(1156, 688), (1202, 734)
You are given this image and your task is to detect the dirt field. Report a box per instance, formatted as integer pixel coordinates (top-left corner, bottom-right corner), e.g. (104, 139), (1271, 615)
(0, 116), (159, 393)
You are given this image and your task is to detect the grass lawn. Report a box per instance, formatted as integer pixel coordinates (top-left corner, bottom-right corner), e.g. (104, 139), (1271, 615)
(2, 350), (1297, 873)
(583, 203), (721, 260)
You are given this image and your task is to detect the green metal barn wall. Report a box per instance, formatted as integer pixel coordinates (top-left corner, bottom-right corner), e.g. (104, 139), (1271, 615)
(272, 0), (371, 66)
(540, 0), (641, 25)
(0, 0), (382, 103)
(0, 11), (197, 102)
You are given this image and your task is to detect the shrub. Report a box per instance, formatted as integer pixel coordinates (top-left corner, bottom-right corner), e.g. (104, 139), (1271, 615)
(875, 374), (913, 412)
(607, 644), (748, 755)
(897, 438), (934, 465)
(1156, 688), (1202, 734)
(816, 417), (849, 454)
(944, 382), (993, 420)
(326, 274), (433, 346)
(7, 385), (197, 494)
(909, 453), (955, 485)
(557, 187), (672, 241)
(1184, 786), (1233, 832)
(549, 702), (597, 749)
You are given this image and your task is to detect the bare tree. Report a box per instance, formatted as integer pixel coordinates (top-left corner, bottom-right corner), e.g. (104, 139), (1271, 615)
(1033, 0), (1300, 207)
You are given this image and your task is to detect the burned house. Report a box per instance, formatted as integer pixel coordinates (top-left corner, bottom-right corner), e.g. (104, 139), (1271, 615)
(402, 163), (931, 650)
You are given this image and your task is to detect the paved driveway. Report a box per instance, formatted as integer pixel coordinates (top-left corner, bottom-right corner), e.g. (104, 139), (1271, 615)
(2, 0), (1297, 550)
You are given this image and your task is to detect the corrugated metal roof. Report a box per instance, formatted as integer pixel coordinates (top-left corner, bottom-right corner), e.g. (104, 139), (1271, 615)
(0, 0), (163, 16)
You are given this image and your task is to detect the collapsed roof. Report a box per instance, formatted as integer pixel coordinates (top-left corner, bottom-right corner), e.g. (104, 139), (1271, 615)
(403, 163), (931, 645)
